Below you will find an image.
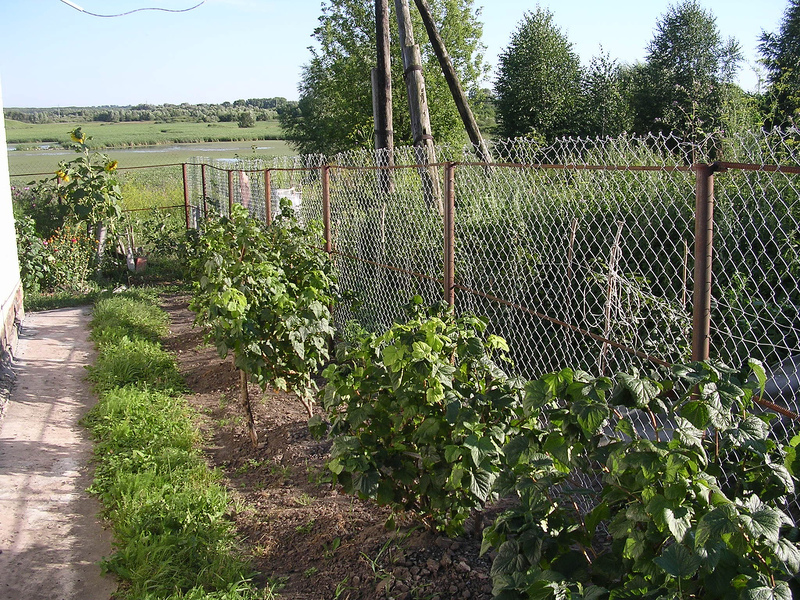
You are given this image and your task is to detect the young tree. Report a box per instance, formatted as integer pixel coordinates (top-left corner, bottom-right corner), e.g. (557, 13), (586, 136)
(577, 51), (634, 137)
(280, 0), (487, 156)
(759, 0), (800, 126)
(493, 8), (582, 142)
(630, 0), (742, 139)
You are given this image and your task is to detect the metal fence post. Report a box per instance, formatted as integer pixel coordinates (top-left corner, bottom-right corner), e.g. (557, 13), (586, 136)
(227, 169), (234, 216)
(201, 163), (208, 220)
(264, 168), (272, 225)
(181, 163), (191, 230)
(443, 162), (456, 306)
(692, 163), (717, 361)
(322, 165), (332, 255)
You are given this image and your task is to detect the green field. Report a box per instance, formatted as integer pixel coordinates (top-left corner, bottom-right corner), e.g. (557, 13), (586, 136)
(8, 139), (297, 179)
(5, 118), (284, 148)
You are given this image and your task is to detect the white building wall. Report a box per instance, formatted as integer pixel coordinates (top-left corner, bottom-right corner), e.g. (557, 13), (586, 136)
(0, 76), (24, 364)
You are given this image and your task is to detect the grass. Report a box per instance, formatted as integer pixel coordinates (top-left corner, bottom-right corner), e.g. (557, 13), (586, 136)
(5, 119), (285, 147)
(83, 288), (269, 600)
(8, 139), (297, 181)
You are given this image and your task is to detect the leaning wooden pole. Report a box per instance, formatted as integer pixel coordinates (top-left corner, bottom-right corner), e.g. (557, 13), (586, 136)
(412, 0), (492, 165)
(394, 0), (442, 214)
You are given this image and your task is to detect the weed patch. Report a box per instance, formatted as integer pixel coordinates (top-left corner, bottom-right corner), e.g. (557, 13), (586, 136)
(85, 288), (266, 599)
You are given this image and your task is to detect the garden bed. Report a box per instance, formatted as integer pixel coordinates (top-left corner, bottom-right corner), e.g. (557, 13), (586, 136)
(160, 293), (496, 600)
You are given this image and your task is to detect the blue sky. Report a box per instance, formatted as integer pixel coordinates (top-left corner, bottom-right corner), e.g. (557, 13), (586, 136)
(0, 0), (790, 108)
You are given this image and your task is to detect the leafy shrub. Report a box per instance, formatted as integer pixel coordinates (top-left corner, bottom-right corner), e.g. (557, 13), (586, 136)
(317, 297), (524, 535)
(483, 360), (800, 599)
(189, 201), (336, 416)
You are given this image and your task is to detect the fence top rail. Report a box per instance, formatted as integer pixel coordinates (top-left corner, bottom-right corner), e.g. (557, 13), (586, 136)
(15, 160), (800, 181)
(716, 161), (800, 174)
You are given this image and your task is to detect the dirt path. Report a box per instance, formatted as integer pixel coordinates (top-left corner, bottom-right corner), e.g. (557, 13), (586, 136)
(0, 307), (116, 600)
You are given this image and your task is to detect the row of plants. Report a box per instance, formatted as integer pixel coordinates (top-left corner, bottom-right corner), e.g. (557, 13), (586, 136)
(83, 287), (271, 600)
(185, 198), (800, 597)
(313, 300), (800, 599)
(187, 200), (337, 442)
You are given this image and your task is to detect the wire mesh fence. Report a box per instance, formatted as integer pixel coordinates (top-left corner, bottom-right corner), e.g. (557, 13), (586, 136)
(185, 132), (800, 393)
(182, 130), (800, 518)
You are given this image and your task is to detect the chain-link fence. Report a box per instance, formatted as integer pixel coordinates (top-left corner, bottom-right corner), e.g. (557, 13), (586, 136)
(184, 130), (800, 517)
(185, 132), (800, 397)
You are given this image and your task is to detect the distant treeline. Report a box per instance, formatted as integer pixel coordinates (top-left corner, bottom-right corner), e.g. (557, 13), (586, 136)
(4, 98), (299, 125)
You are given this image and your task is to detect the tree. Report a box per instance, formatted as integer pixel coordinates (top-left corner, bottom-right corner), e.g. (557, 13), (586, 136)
(493, 8), (582, 142)
(630, 0), (741, 139)
(759, 0), (800, 126)
(279, 0), (487, 156)
(577, 51), (634, 137)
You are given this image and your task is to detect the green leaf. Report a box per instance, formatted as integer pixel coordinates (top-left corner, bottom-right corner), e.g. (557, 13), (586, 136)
(444, 444), (462, 463)
(744, 582), (792, 600)
(680, 400), (711, 429)
(775, 537), (800, 572)
(572, 399), (610, 434)
(696, 505), (738, 549)
(414, 417), (441, 443)
(653, 543), (702, 578)
(614, 372), (660, 408)
(469, 469), (495, 502)
(738, 499), (784, 543)
(491, 540), (526, 577)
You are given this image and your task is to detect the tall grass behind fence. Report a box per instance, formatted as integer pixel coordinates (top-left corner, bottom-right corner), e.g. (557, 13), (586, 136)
(185, 133), (800, 396)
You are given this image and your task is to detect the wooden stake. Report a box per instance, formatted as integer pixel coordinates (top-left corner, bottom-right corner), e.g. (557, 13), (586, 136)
(598, 221), (625, 375)
(239, 368), (258, 446)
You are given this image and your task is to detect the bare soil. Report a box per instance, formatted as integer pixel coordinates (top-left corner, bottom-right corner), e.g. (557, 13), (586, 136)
(160, 294), (497, 600)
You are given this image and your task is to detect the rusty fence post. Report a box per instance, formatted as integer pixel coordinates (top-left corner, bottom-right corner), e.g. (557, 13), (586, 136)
(692, 163), (718, 361)
(264, 168), (272, 225)
(322, 165), (332, 255)
(227, 169), (234, 216)
(200, 163), (208, 220)
(182, 163), (191, 230)
(443, 162), (456, 307)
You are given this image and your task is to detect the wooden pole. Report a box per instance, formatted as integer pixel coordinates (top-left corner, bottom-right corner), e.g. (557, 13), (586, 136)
(692, 163), (717, 362)
(412, 0), (492, 165)
(394, 0), (442, 214)
(374, 0), (394, 169)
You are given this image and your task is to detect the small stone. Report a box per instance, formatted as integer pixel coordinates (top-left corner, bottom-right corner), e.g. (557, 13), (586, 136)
(351, 576), (361, 586)
(426, 558), (439, 572)
(481, 584), (493, 594)
(449, 585), (459, 594)
(462, 591), (472, 599)
(450, 541), (461, 551)
(455, 561), (471, 573)
(440, 555), (453, 567)
(410, 566), (420, 576)
(435, 537), (451, 548)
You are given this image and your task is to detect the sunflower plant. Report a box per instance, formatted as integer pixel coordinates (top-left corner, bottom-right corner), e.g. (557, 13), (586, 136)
(55, 127), (123, 262)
